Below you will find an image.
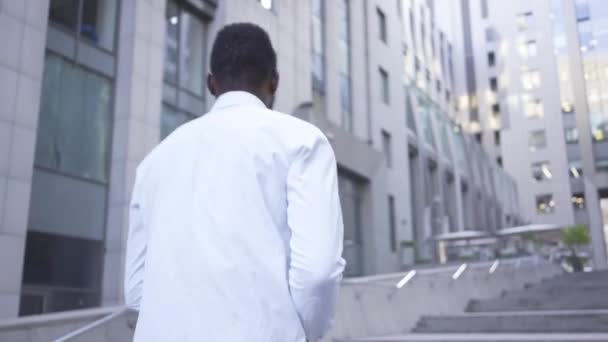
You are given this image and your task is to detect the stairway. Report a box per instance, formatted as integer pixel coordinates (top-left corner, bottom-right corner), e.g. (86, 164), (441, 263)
(348, 271), (608, 341)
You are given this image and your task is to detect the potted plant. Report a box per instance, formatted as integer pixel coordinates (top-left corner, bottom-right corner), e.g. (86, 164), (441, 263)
(562, 224), (590, 272)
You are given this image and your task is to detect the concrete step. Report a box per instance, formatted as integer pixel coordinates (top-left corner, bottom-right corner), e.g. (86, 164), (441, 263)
(341, 333), (608, 342)
(412, 310), (608, 334)
(468, 294), (608, 312)
(533, 273), (608, 289)
(504, 286), (608, 298)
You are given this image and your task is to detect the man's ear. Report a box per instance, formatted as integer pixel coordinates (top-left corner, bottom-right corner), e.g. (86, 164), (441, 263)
(207, 74), (218, 96)
(270, 70), (279, 95)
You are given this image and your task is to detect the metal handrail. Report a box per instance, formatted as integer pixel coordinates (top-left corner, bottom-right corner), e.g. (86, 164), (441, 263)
(342, 255), (544, 285)
(53, 307), (132, 342)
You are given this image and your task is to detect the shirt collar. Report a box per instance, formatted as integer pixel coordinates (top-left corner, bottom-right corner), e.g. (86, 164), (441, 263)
(210, 91), (267, 112)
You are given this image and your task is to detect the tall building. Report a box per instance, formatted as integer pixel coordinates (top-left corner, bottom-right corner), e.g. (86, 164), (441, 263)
(0, 0), (520, 319)
(453, 0), (608, 267)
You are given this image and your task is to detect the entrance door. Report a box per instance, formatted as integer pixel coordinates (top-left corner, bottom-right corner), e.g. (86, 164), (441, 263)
(338, 173), (364, 277)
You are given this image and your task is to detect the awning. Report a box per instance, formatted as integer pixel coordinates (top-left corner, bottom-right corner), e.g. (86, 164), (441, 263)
(496, 224), (561, 236)
(433, 230), (491, 241)
(449, 237), (499, 247)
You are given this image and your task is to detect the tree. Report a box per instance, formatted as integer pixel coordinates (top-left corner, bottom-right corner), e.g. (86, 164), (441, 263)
(562, 224), (591, 272)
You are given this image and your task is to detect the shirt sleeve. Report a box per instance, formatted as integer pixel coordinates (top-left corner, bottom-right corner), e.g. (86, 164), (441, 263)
(124, 169), (148, 311)
(286, 134), (346, 341)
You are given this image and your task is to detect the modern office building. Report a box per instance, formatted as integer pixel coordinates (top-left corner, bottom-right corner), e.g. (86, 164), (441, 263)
(448, 0), (608, 268)
(0, 0), (521, 319)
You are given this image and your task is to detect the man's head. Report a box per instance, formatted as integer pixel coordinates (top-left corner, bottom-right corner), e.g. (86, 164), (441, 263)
(208, 23), (279, 108)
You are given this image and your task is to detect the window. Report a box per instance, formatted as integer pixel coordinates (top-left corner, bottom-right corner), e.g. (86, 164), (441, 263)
(521, 69), (541, 90)
(409, 8), (416, 50)
(488, 51), (496, 67)
(572, 193), (586, 210)
(531, 161), (553, 182)
(339, 173), (363, 277)
(49, 0), (79, 32)
(49, 0), (118, 52)
(529, 130), (547, 151)
(492, 103), (501, 117)
(258, 0), (273, 10)
(388, 195), (397, 252)
(494, 130), (501, 146)
(380, 67), (390, 104)
(162, 1), (208, 138)
(490, 77), (498, 92)
(339, 0), (352, 131)
(497, 156), (503, 167)
(35, 53), (113, 182)
(481, 0), (489, 18)
(517, 12), (535, 31)
(448, 43), (455, 86)
(519, 40), (538, 59)
(523, 96), (544, 118)
(27, 46), (114, 314)
(562, 101), (574, 113)
(382, 130), (393, 168)
(536, 194), (555, 214)
(377, 7), (387, 43)
(485, 27), (496, 42)
(575, 0), (590, 21)
(475, 132), (483, 144)
(161, 105), (191, 140)
(569, 161), (583, 178)
(436, 80), (442, 92)
(565, 127), (579, 144)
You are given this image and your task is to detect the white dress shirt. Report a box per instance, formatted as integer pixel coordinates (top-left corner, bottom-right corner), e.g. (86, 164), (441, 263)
(124, 91), (345, 342)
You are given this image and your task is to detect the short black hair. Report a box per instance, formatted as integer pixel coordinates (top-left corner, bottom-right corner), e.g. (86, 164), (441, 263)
(210, 23), (277, 88)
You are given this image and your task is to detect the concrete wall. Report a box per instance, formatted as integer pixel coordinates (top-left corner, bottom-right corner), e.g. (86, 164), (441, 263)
(327, 259), (563, 340)
(0, 259), (562, 342)
(0, 0), (50, 318)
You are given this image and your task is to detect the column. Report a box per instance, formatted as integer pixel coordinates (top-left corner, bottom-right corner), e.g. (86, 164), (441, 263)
(102, 0), (166, 306)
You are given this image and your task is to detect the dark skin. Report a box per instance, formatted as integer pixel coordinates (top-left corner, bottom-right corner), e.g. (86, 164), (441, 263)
(207, 71), (280, 109)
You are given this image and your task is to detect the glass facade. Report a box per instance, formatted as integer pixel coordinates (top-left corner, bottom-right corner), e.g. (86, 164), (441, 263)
(162, 0), (207, 139)
(22, 0), (122, 315)
(418, 96), (436, 147)
(35, 54), (112, 183)
(24, 14), (117, 315)
(311, 0), (326, 113)
(49, 0), (118, 52)
(575, 0), (608, 147)
(551, 0), (576, 116)
(338, 0), (353, 131)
